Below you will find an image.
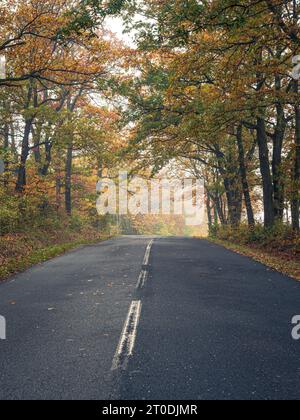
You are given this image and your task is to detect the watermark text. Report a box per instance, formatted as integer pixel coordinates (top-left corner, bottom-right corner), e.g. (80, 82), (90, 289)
(0, 316), (6, 340)
(96, 171), (205, 226)
(292, 316), (300, 341)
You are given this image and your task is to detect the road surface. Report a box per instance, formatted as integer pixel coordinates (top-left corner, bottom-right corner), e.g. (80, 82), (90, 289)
(0, 236), (299, 400)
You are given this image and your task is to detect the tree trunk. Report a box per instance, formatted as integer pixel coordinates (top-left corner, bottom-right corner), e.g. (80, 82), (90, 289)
(273, 75), (286, 221)
(39, 140), (53, 176)
(63, 90), (84, 215)
(256, 117), (275, 228)
(292, 79), (300, 231)
(3, 122), (9, 189)
(215, 148), (241, 226)
(213, 204), (219, 226)
(215, 193), (226, 225)
(15, 83), (34, 193)
(222, 176), (242, 226)
(205, 187), (213, 231)
(273, 133), (285, 221)
(32, 126), (42, 164)
(10, 121), (17, 158)
(15, 117), (34, 193)
(55, 162), (62, 210)
(236, 125), (255, 226)
(65, 142), (73, 216)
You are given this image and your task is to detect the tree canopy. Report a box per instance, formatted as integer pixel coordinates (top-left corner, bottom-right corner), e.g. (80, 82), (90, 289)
(1, 0), (300, 243)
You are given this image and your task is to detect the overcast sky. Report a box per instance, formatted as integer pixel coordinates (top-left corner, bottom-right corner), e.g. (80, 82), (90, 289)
(105, 17), (136, 47)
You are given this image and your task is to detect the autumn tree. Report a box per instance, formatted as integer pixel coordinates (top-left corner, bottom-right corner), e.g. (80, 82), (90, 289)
(122, 0), (300, 231)
(0, 0), (128, 232)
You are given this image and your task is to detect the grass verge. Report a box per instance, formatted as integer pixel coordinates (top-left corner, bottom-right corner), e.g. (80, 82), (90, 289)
(0, 223), (111, 281)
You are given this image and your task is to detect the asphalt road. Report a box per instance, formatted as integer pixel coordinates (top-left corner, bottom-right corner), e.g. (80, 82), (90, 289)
(0, 236), (300, 400)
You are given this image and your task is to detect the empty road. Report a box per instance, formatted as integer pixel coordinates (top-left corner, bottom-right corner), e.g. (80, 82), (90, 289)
(0, 236), (299, 400)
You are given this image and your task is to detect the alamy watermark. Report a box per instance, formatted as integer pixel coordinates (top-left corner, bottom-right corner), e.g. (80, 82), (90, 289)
(291, 56), (300, 80)
(292, 316), (300, 341)
(0, 55), (5, 174)
(0, 55), (6, 79)
(96, 171), (205, 226)
(0, 316), (6, 340)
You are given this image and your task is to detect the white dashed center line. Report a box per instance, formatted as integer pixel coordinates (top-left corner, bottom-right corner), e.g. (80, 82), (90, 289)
(111, 300), (142, 371)
(112, 239), (154, 371)
(143, 239), (154, 267)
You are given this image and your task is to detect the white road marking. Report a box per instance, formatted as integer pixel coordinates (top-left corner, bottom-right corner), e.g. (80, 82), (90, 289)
(112, 240), (154, 370)
(136, 270), (148, 289)
(111, 300), (142, 371)
(136, 239), (154, 289)
(143, 239), (154, 266)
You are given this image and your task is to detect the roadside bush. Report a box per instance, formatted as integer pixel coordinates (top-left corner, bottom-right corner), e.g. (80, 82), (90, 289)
(0, 195), (20, 235)
(0, 188), (73, 235)
(211, 222), (299, 254)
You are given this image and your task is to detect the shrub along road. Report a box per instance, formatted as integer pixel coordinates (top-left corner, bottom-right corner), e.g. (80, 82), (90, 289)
(0, 237), (299, 400)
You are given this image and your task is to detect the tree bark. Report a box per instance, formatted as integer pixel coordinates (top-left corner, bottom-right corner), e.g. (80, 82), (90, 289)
(15, 117), (34, 193)
(63, 89), (84, 215)
(292, 79), (300, 231)
(236, 125), (255, 226)
(215, 148), (241, 226)
(256, 117), (275, 227)
(205, 187), (213, 231)
(222, 174), (242, 226)
(214, 193), (226, 225)
(273, 75), (286, 221)
(55, 162), (62, 210)
(3, 122), (9, 189)
(15, 83), (34, 193)
(32, 125), (42, 164)
(65, 142), (73, 216)
(39, 139), (53, 176)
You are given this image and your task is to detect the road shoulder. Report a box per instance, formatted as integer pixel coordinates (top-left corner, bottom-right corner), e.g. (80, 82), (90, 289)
(208, 237), (300, 281)
(0, 229), (112, 283)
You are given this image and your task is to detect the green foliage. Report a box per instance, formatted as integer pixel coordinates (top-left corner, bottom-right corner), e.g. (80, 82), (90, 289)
(69, 213), (85, 230)
(0, 191), (58, 235)
(0, 193), (20, 235)
(124, 0), (205, 49)
(60, 0), (127, 37)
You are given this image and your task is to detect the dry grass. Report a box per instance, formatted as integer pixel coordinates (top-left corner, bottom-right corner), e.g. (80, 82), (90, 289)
(0, 224), (110, 281)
